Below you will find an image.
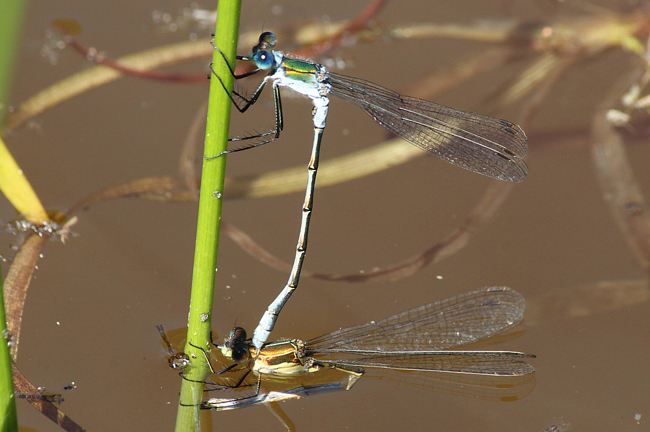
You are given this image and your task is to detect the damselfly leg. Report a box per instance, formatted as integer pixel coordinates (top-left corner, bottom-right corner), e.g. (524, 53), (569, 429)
(206, 32), (529, 352)
(200, 287), (535, 410)
(208, 37), (284, 157)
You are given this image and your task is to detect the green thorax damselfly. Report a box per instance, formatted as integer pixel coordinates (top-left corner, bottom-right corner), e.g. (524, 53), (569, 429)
(203, 286), (535, 410)
(210, 33), (528, 350)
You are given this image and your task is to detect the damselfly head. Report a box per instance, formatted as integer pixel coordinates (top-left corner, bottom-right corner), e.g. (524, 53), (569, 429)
(249, 32), (278, 70)
(222, 327), (251, 364)
(225, 327), (247, 348)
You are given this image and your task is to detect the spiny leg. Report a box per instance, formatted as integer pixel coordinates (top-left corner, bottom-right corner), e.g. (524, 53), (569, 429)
(176, 341), (216, 384)
(179, 342), (254, 391)
(201, 373), (265, 410)
(208, 40), (285, 156)
(208, 60), (266, 113)
(206, 80), (285, 159)
(210, 36), (258, 78)
(187, 341), (216, 374)
(210, 39), (276, 113)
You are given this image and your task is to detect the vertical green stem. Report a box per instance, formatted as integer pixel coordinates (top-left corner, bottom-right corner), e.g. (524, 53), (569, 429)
(0, 0), (27, 124)
(0, 1), (27, 429)
(0, 269), (18, 432)
(174, 1), (241, 431)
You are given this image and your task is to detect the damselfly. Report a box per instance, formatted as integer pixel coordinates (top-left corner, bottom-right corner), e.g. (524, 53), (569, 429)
(201, 286), (535, 410)
(210, 33), (529, 350)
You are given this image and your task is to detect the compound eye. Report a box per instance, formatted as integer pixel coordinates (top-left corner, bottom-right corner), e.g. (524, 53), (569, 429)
(258, 32), (277, 49)
(254, 51), (274, 70)
(231, 327), (247, 341)
(226, 327), (247, 348)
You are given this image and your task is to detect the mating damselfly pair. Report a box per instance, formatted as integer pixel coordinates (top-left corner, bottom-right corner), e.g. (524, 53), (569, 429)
(208, 32), (529, 353)
(186, 286), (535, 410)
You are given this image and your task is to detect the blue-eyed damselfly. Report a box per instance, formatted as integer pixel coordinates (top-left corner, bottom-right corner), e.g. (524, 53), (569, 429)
(210, 33), (528, 350)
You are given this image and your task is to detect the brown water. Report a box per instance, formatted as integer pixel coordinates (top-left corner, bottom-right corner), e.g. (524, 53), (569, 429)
(5, 0), (650, 431)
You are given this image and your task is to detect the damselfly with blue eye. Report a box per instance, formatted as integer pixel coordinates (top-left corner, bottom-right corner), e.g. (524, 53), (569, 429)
(209, 33), (529, 350)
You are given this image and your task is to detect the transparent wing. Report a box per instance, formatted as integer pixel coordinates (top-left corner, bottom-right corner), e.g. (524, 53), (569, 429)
(307, 286), (526, 352)
(374, 366), (536, 402)
(315, 350), (535, 376)
(327, 72), (528, 182)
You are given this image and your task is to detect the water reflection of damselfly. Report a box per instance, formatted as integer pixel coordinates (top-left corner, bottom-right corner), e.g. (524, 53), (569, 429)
(200, 286), (535, 410)
(209, 32), (529, 350)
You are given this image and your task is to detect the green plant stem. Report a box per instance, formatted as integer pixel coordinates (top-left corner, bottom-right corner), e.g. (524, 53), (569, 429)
(0, 0), (27, 125)
(0, 268), (18, 432)
(174, 1), (241, 431)
(0, 1), (26, 429)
